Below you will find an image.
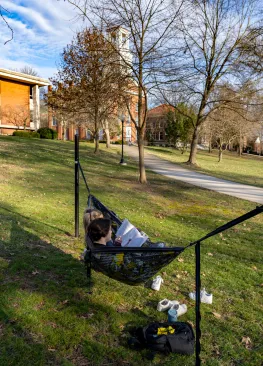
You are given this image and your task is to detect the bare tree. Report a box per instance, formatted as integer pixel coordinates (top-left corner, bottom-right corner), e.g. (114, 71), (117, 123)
(19, 66), (39, 77)
(158, 0), (263, 166)
(208, 107), (240, 162)
(1, 104), (30, 130)
(65, 0), (184, 182)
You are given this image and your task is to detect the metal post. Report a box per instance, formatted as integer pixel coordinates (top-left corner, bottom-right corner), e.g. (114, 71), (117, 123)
(195, 241), (201, 365)
(75, 133), (79, 237)
(119, 116), (127, 165)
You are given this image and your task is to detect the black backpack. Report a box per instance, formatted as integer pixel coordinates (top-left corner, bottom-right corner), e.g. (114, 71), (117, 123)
(128, 321), (195, 356)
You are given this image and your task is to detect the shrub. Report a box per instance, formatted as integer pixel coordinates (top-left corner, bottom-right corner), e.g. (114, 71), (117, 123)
(13, 131), (40, 139)
(51, 129), (58, 139)
(114, 140), (127, 145)
(31, 132), (40, 138)
(37, 127), (57, 139)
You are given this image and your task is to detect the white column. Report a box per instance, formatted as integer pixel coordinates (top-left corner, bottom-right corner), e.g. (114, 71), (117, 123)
(32, 85), (40, 130)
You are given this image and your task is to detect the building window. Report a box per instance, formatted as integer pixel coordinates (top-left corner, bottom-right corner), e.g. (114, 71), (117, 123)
(99, 129), (104, 140)
(160, 131), (164, 140)
(86, 130), (92, 140)
(52, 117), (57, 126)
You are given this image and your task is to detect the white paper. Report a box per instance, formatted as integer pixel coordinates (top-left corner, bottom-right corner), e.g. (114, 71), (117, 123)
(116, 219), (148, 247)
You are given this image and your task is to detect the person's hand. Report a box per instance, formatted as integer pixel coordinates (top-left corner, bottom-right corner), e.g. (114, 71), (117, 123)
(114, 236), (122, 246)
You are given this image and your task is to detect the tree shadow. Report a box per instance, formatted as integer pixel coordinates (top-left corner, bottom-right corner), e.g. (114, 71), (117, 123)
(0, 206), (154, 365)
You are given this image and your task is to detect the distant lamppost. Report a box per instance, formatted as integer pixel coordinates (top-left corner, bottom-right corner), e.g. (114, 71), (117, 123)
(120, 114), (127, 165)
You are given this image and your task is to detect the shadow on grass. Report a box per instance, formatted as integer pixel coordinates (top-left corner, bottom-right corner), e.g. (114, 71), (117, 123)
(1, 204), (190, 366)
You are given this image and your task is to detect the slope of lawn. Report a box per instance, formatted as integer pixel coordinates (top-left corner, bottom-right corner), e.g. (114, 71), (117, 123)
(145, 146), (263, 188)
(0, 135), (262, 366)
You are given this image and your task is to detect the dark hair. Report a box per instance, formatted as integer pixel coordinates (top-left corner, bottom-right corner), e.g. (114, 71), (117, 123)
(88, 218), (111, 242)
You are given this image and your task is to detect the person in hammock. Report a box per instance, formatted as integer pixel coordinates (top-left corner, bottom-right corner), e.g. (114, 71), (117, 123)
(83, 208), (104, 234)
(88, 218), (114, 247)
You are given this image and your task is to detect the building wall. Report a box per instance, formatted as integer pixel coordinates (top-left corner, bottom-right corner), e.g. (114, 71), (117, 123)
(0, 79), (30, 127)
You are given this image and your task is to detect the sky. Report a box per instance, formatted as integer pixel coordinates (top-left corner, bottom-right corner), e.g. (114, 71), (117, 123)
(0, 1), (86, 80)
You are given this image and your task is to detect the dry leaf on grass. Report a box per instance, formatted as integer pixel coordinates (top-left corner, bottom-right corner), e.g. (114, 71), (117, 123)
(80, 313), (94, 319)
(212, 312), (222, 319)
(207, 252), (213, 256)
(32, 270), (39, 275)
(252, 266), (257, 271)
(177, 258), (184, 262)
(61, 299), (69, 305)
(241, 336), (252, 349)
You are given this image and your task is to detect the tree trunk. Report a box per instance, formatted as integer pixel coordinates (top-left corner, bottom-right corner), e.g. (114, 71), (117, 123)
(218, 147), (223, 162)
(94, 111), (99, 153)
(94, 132), (99, 153)
(105, 122), (111, 148)
(188, 125), (200, 165)
(137, 130), (147, 184)
(209, 138), (212, 153)
(238, 133), (242, 157)
(63, 125), (67, 141)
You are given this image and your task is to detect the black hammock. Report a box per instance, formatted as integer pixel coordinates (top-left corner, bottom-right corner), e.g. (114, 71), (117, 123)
(85, 194), (185, 285)
(85, 193), (263, 286)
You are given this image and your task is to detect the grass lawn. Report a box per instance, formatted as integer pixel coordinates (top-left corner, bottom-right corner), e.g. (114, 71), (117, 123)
(145, 146), (263, 188)
(0, 135), (262, 366)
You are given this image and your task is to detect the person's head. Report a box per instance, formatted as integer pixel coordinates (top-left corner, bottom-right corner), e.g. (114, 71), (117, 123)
(83, 208), (103, 233)
(88, 218), (112, 244)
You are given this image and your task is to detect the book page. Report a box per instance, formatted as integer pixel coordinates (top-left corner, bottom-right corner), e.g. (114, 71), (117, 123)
(116, 219), (148, 247)
(116, 219), (135, 237)
(122, 227), (148, 247)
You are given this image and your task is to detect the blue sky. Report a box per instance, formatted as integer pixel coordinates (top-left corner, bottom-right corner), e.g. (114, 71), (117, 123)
(0, 1), (85, 79)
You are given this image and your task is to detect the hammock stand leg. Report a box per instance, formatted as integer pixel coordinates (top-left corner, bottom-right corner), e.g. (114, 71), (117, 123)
(75, 133), (79, 238)
(195, 241), (201, 366)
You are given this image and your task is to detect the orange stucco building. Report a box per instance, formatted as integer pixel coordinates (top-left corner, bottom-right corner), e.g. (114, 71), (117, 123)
(0, 68), (50, 135)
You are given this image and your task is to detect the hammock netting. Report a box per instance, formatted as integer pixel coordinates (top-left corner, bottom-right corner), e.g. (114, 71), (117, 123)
(85, 194), (263, 286)
(86, 194), (184, 285)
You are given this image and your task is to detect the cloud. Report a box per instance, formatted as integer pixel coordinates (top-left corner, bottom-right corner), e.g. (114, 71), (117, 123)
(0, 0), (87, 78)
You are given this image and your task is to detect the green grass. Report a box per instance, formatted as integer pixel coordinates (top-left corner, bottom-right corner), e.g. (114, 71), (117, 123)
(0, 135), (262, 366)
(145, 146), (263, 188)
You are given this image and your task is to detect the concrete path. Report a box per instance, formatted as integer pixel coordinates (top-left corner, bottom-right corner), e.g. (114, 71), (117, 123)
(124, 146), (263, 204)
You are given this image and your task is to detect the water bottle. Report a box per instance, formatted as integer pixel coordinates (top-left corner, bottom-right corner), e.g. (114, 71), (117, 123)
(168, 307), (178, 323)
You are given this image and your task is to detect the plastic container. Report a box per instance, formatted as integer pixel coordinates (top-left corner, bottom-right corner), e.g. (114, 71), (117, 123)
(168, 308), (178, 323)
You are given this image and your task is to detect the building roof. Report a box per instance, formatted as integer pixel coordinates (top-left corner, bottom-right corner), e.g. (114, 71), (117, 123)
(148, 104), (174, 117)
(0, 68), (50, 86)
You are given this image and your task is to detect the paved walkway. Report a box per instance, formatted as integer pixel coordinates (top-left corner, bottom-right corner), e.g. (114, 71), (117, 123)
(124, 146), (263, 204)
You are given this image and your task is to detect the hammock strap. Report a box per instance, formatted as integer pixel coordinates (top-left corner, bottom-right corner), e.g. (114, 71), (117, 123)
(187, 205), (263, 248)
(79, 162), (91, 195)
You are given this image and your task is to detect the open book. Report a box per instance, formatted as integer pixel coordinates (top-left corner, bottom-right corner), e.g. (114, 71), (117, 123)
(116, 219), (148, 247)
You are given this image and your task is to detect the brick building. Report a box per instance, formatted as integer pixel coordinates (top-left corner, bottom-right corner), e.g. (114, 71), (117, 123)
(0, 68), (50, 135)
(146, 104), (175, 145)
